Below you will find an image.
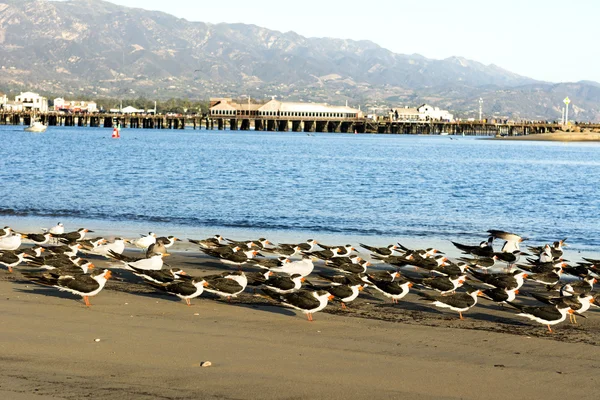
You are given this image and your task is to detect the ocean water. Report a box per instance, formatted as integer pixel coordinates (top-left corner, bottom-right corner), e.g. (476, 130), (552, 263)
(1, 125), (599, 254)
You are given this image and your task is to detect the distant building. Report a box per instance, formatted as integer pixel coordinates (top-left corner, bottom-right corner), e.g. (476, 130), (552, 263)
(210, 98), (362, 119)
(120, 106), (144, 114)
(391, 107), (420, 121)
(54, 98), (98, 113)
(15, 92), (48, 112)
(417, 104), (453, 122)
(0, 93), (7, 109)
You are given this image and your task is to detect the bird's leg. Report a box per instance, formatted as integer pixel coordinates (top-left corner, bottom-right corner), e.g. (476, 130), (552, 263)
(459, 312), (464, 320)
(227, 296), (232, 303)
(307, 313), (312, 322)
(8, 266), (13, 273)
(573, 314), (578, 324)
(341, 302), (346, 310)
(547, 325), (553, 333)
(83, 296), (90, 307)
(185, 298), (191, 306)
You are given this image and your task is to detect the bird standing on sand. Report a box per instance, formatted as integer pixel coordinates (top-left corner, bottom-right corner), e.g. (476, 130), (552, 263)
(419, 287), (483, 320)
(26, 268), (112, 307)
(204, 271), (248, 301)
(52, 228), (93, 243)
(508, 302), (573, 333)
(262, 288), (333, 321)
(149, 278), (208, 306)
(0, 249), (29, 272)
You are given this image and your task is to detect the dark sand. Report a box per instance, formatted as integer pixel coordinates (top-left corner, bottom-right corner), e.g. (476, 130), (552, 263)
(490, 130), (600, 142)
(1, 249), (599, 399)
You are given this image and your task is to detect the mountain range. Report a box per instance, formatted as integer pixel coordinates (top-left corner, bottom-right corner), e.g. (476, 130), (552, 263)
(0, 0), (598, 120)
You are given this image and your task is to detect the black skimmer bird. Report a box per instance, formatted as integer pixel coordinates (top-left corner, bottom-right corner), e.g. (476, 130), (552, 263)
(366, 274), (413, 304)
(260, 273), (304, 294)
(149, 278), (208, 306)
(130, 232), (156, 249)
(397, 243), (444, 258)
(470, 270), (528, 291)
(317, 273), (365, 286)
(308, 247), (341, 261)
(22, 232), (52, 245)
(216, 249), (260, 267)
(528, 239), (567, 260)
(204, 271), (248, 301)
(528, 268), (562, 286)
(27, 268), (112, 307)
(459, 257), (496, 273)
(323, 282), (365, 309)
(326, 258), (370, 274)
(0, 249), (29, 272)
(408, 274), (466, 295)
(507, 302), (572, 333)
(420, 287), (483, 320)
(269, 256), (314, 277)
(433, 261), (469, 277)
(493, 250), (529, 270)
(155, 236), (180, 249)
(130, 266), (188, 284)
(247, 256), (291, 270)
(487, 230), (526, 252)
(188, 235), (226, 249)
(75, 237), (107, 252)
(560, 275), (597, 295)
(27, 253), (81, 269)
(451, 236), (494, 258)
(146, 240), (167, 257)
(108, 250), (167, 271)
(277, 239), (319, 253)
(480, 288), (519, 305)
(267, 245), (303, 258)
(359, 243), (399, 258)
(317, 244), (357, 258)
(529, 292), (595, 324)
(262, 288), (333, 321)
(23, 246), (45, 258)
(0, 233), (23, 251)
(44, 243), (81, 257)
(52, 228), (93, 243)
(402, 254), (449, 272)
(226, 237), (272, 250)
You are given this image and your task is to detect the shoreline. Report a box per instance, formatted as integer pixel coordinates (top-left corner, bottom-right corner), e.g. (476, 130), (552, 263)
(1, 248), (599, 399)
(488, 130), (600, 142)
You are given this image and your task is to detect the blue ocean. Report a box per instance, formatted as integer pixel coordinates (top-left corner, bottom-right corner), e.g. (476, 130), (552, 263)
(1, 126), (599, 254)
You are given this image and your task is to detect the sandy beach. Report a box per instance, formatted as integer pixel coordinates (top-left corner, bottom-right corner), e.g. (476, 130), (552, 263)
(1, 248), (599, 400)
(489, 130), (600, 142)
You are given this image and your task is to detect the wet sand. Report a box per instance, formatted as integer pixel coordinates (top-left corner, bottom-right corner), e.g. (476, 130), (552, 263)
(490, 130), (600, 142)
(1, 249), (599, 399)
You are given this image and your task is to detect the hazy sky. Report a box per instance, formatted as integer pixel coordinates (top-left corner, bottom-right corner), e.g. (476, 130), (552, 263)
(107, 0), (599, 83)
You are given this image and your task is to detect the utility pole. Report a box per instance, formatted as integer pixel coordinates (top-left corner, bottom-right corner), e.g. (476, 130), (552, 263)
(478, 98), (483, 121)
(561, 107), (565, 125)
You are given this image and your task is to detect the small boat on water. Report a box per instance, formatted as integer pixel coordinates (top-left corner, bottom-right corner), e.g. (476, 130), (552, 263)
(24, 120), (47, 133)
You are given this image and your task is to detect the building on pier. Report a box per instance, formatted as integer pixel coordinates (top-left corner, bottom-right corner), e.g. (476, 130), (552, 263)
(15, 92), (48, 112)
(391, 106), (420, 121)
(417, 104), (453, 122)
(209, 98), (362, 120)
(53, 98), (98, 113)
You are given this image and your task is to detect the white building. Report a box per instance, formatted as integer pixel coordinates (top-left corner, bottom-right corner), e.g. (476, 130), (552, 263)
(417, 104), (453, 122)
(391, 107), (420, 121)
(209, 98), (362, 119)
(15, 92), (48, 112)
(54, 98), (98, 113)
(120, 106), (144, 114)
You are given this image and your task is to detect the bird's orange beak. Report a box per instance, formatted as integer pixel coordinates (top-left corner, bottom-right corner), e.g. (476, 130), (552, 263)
(328, 295), (335, 300)
(105, 270), (112, 279)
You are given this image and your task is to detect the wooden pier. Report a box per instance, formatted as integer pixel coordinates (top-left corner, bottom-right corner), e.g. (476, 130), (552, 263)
(2, 111), (599, 136)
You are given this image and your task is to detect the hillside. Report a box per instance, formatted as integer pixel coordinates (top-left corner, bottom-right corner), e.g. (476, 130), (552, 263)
(0, 0), (598, 120)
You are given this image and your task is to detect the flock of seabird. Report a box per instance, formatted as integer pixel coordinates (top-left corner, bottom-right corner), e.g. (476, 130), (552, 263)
(1, 223), (598, 332)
